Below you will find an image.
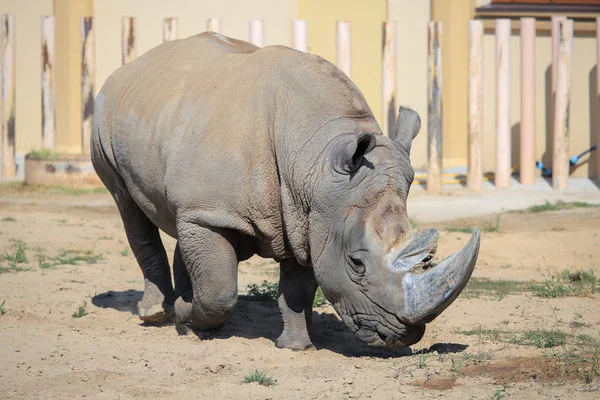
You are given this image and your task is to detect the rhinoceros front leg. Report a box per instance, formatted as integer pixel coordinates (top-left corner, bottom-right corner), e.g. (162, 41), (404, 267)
(174, 221), (239, 332)
(276, 260), (318, 350)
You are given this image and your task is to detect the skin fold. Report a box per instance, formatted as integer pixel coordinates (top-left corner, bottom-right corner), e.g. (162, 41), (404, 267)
(91, 32), (480, 350)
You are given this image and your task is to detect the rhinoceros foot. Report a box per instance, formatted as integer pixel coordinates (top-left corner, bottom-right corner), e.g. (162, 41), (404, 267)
(137, 279), (174, 323)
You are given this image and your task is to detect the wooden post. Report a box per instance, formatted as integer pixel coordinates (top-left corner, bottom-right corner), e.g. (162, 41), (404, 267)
(382, 21), (397, 138)
(249, 20), (264, 47)
(336, 21), (351, 78)
(81, 17), (95, 155)
(41, 16), (56, 151)
(292, 20), (307, 52)
(121, 17), (136, 65)
(468, 20), (483, 191)
(520, 18), (536, 185)
(207, 18), (220, 33)
(1, 14), (16, 178)
(163, 17), (178, 42)
(551, 16), (566, 171)
(427, 21), (443, 195)
(495, 19), (511, 189)
(553, 19), (573, 190)
(597, 18), (600, 181)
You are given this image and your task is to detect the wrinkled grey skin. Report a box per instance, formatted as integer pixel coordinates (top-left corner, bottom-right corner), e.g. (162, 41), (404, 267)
(91, 32), (480, 350)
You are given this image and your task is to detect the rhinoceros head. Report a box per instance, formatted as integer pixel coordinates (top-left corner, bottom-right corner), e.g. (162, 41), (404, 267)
(308, 107), (480, 348)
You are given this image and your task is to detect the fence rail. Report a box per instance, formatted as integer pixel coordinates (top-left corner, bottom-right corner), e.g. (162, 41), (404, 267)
(0, 14), (594, 191)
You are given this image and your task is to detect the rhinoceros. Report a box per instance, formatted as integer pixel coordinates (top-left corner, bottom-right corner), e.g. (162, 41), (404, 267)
(91, 32), (480, 350)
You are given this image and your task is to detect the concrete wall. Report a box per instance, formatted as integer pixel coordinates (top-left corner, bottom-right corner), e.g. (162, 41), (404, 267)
(93, 0), (296, 95)
(0, 0), (53, 155)
(388, 0), (431, 170)
(482, 24), (597, 178)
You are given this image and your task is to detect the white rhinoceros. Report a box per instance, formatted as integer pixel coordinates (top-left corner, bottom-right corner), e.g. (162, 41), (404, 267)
(91, 32), (480, 350)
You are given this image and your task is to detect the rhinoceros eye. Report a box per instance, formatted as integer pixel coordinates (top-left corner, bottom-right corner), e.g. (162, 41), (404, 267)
(349, 256), (366, 275)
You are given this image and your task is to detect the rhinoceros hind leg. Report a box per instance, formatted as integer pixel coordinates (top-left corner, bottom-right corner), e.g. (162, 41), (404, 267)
(175, 221), (239, 331)
(276, 260), (318, 350)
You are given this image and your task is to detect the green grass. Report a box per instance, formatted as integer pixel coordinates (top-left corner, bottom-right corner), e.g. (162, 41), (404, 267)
(313, 286), (328, 307)
(26, 148), (61, 161)
(51, 249), (103, 265)
(1, 217), (16, 222)
(456, 326), (512, 343)
(244, 281), (279, 302)
(523, 200), (598, 213)
(532, 269), (598, 298)
(444, 214), (501, 234)
(0, 240), (31, 273)
(511, 329), (567, 349)
(120, 248), (130, 257)
(0, 299), (6, 315)
(72, 301), (88, 318)
(462, 277), (533, 300)
(450, 351), (492, 373)
(243, 369), (275, 386)
(0, 182), (108, 196)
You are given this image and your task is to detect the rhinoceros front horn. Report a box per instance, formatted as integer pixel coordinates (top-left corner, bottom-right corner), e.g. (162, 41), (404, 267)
(400, 229), (480, 325)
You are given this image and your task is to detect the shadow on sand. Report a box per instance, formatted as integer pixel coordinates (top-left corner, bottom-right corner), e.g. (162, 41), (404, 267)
(92, 290), (468, 358)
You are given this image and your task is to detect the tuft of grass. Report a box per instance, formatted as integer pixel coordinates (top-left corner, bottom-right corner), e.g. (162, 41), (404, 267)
(451, 351), (492, 373)
(444, 225), (474, 234)
(463, 277), (534, 300)
(26, 148), (61, 161)
(0, 299), (5, 315)
(244, 281), (279, 302)
(457, 326), (512, 343)
(0, 182), (108, 196)
(1, 217), (16, 222)
(0, 240), (31, 273)
(313, 286), (328, 307)
(120, 248), (130, 257)
(51, 249), (103, 265)
(511, 329), (567, 349)
(484, 214), (501, 233)
(532, 269), (598, 298)
(523, 200), (598, 214)
(72, 301), (88, 318)
(243, 369), (275, 386)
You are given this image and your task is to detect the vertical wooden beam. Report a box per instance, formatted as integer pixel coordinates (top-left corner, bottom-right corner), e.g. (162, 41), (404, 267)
(207, 18), (220, 34)
(42, 16), (56, 151)
(81, 16), (95, 155)
(292, 20), (307, 52)
(163, 17), (178, 43)
(520, 18), (536, 185)
(382, 21), (397, 138)
(427, 21), (443, 195)
(1, 14), (16, 178)
(121, 17), (136, 65)
(553, 19), (573, 190)
(551, 16), (566, 164)
(597, 18), (600, 181)
(249, 20), (264, 48)
(495, 19), (511, 189)
(336, 21), (351, 78)
(468, 20), (483, 191)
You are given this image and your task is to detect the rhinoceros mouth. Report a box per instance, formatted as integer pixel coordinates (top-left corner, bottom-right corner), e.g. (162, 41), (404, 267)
(351, 313), (426, 348)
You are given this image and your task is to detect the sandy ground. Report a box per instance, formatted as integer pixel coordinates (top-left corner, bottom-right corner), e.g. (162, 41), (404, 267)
(1, 187), (600, 399)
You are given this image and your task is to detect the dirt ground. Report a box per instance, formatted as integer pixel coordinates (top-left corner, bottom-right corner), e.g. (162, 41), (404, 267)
(1, 187), (599, 399)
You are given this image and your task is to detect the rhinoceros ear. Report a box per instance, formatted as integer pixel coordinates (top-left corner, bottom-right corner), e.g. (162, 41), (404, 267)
(394, 107), (421, 154)
(335, 133), (376, 174)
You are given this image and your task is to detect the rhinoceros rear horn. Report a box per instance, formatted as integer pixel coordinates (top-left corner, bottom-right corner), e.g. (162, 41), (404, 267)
(394, 107), (421, 154)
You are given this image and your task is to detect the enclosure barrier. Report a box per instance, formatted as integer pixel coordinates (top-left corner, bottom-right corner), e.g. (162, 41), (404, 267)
(163, 17), (178, 42)
(122, 17), (136, 65)
(427, 21), (443, 195)
(382, 21), (397, 139)
(1, 14), (16, 178)
(81, 16), (95, 155)
(41, 15), (56, 152)
(467, 20), (483, 191)
(336, 21), (351, 78)
(0, 15), (593, 190)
